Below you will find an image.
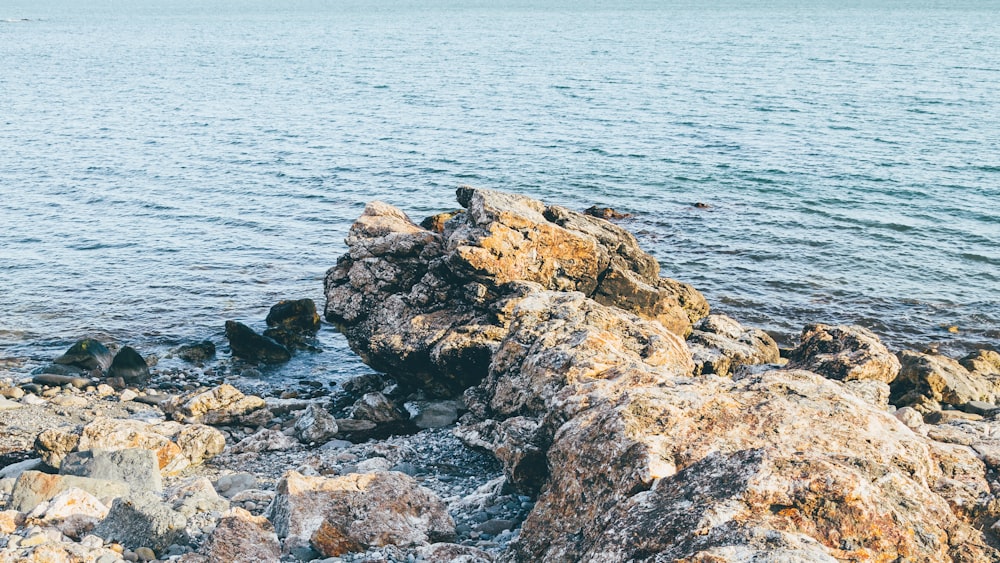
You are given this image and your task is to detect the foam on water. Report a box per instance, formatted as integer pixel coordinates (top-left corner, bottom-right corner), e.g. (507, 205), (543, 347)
(2, 0), (998, 383)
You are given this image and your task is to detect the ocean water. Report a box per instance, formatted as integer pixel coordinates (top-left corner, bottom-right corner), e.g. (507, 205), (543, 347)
(2, 0), (998, 384)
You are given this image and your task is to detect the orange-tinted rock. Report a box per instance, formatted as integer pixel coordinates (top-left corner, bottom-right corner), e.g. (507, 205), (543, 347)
(199, 507), (280, 563)
(786, 323), (900, 383)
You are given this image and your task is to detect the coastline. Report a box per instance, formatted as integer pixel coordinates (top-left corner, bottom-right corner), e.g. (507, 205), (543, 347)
(1, 187), (998, 561)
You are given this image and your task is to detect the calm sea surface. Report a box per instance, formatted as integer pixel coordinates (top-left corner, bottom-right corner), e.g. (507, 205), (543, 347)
(2, 0), (999, 383)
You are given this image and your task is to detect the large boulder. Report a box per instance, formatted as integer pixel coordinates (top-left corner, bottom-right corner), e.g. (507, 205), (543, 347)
(53, 338), (113, 372)
(224, 320), (291, 364)
(93, 491), (188, 553)
(324, 187), (707, 397)
(687, 314), (780, 377)
(891, 350), (994, 408)
(60, 448), (162, 493)
(786, 323), (901, 383)
(106, 346), (149, 385)
(199, 507), (280, 563)
(268, 470), (454, 554)
(162, 384), (268, 426)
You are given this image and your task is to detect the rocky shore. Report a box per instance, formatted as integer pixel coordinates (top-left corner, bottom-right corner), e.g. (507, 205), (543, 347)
(2, 186), (1000, 562)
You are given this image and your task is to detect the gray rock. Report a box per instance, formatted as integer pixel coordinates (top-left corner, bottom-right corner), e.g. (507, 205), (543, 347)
(406, 400), (464, 429)
(350, 392), (407, 424)
(93, 491), (188, 552)
(215, 472), (258, 499)
(687, 314), (780, 377)
(61, 448), (163, 493)
(54, 338), (113, 371)
(107, 346), (150, 386)
(0, 457), (42, 479)
(475, 518), (516, 535)
(32, 372), (92, 388)
(294, 403), (339, 445)
(10, 470), (131, 512)
(963, 400), (1000, 416)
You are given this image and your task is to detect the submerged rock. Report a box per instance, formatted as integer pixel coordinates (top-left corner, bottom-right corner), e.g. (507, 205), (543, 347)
(264, 298), (322, 350)
(224, 320), (291, 364)
(583, 206), (631, 220)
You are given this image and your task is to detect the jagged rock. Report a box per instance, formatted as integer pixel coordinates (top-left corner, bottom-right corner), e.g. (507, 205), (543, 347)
(199, 507), (280, 563)
(962, 349), (1000, 375)
(93, 491), (187, 553)
(224, 320), (291, 364)
(892, 350), (994, 407)
(786, 323), (901, 383)
(294, 404), (339, 445)
(842, 379), (891, 408)
(26, 486), (109, 539)
(687, 314), (780, 377)
(231, 428), (297, 454)
(583, 206), (631, 220)
(324, 187), (707, 397)
(268, 470), (454, 554)
(264, 298), (322, 349)
(166, 477), (229, 517)
(333, 418), (378, 442)
(35, 417), (224, 474)
(10, 471), (130, 512)
(350, 392), (407, 425)
(106, 346), (149, 385)
(54, 338), (113, 372)
(420, 209), (464, 233)
(162, 384), (268, 426)
(60, 448), (162, 493)
(176, 340), (216, 363)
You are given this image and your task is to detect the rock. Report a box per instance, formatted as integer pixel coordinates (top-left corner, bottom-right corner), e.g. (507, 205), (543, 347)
(93, 491), (187, 553)
(10, 471), (130, 512)
(0, 543), (123, 562)
(350, 392), (407, 425)
(50, 394), (89, 408)
(34, 428), (80, 468)
(54, 338), (113, 372)
(324, 187), (707, 397)
(120, 389), (138, 402)
(0, 396), (22, 411)
(224, 320), (291, 364)
(268, 470), (454, 554)
(963, 400), (1000, 417)
(686, 314), (780, 377)
(415, 543), (493, 563)
(420, 209), (464, 233)
(60, 449), (163, 493)
(294, 404), (339, 445)
(107, 346), (149, 386)
(214, 473), (257, 499)
(924, 409), (984, 425)
(266, 298), (321, 333)
(199, 507), (280, 563)
(174, 424), (227, 466)
(333, 418), (378, 442)
(231, 428), (297, 453)
(786, 323), (901, 383)
(134, 547), (156, 561)
(162, 384), (268, 426)
(962, 349), (1000, 376)
(0, 458), (42, 479)
(891, 350), (994, 407)
(31, 373), (91, 388)
(474, 518), (515, 535)
(842, 379), (891, 409)
(27, 486), (109, 539)
(176, 340), (216, 363)
(894, 406), (925, 431)
(166, 477), (229, 517)
(406, 399), (464, 429)
(583, 206), (631, 220)
(0, 510), (24, 534)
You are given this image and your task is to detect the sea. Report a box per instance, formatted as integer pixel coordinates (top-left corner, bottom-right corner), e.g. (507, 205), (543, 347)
(2, 0), (998, 386)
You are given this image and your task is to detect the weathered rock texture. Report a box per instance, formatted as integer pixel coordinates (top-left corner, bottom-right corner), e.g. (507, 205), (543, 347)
(687, 314), (780, 377)
(324, 187), (707, 397)
(787, 323), (901, 383)
(326, 188), (1000, 562)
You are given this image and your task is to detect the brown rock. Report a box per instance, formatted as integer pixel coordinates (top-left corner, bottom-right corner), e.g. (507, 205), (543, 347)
(34, 428), (80, 469)
(0, 510), (24, 534)
(962, 349), (1000, 376)
(269, 470), (454, 554)
(199, 507), (280, 563)
(786, 323), (900, 383)
(892, 350), (994, 407)
(687, 314), (780, 377)
(162, 384), (268, 426)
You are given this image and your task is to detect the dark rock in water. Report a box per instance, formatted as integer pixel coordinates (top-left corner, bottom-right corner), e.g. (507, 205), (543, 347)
(420, 209), (464, 233)
(583, 206), (632, 220)
(107, 346), (150, 385)
(32, 373), (91, 389)
(54, 338), (113, 371)
(263, 327), (320, 352)
(176, 340), (216, 363)
(693, 202), (711, 209)
(225, 321), (291, 364)
(266, 299), (321, 334)
(33, 363), (88, 377)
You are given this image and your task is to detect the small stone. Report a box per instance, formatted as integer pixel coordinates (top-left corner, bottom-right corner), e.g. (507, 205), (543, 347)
(96, 384), (116, 397)
(135, 546), (156, 561)
(120, 389), (138, 402)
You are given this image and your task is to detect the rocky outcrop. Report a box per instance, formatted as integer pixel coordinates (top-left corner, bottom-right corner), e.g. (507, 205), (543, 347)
(324, 187), (706, 397)
(786, 323), (901, 383)
(323, 188), (1000, 562)
(892, 350), (995, 408)
(268, 470), (454, 554)
(687, 314), (780, 377)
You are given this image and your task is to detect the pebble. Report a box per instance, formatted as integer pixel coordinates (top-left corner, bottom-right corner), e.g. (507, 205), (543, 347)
(120, 389), (138, 402)
(135, 546), (156, 560)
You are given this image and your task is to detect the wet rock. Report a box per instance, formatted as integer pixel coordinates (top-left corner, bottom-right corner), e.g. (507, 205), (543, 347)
(687, 314), (780, 377)
(199, 507), (280, 563)
(107, 346), (150, 386)
(60, 448), (163, 493)
(294, 403), (339, 445)
(786, 323), (901, 383)
(891, 350), (993, 407)
(583, 206), (631, 220)
(224, 320), (291, 364)
(176, 340), (216, 364)
(54, 338), (113, 372)
(264, 298), (322, 349)
(268, 470), (454, 554)
(162, 384), (268, 426)
(31, 372), (91, 388)
(10, 471), (130, 512)
(93, 491), (188, 553)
